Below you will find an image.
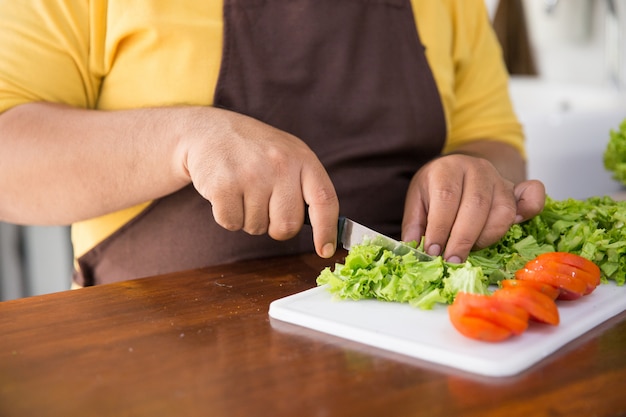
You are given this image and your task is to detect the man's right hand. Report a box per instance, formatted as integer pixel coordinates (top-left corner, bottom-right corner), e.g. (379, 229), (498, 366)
(179, 107), (340, 258)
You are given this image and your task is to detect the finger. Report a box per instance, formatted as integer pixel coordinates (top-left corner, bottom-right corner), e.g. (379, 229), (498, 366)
(267, 184), (305, 241)
(421, 173), (464, 257)
(211, 188), (245, 232)
(401, 178), (428, 245)
(441, 171), (495, 262)
(242, 193), (270, 235)
(513, 180), (546, 223)
(301, 162), (339, 258)
(401, 202), (428, 245)
(450, 180), (543, 255)
(467, 181), (517, 250)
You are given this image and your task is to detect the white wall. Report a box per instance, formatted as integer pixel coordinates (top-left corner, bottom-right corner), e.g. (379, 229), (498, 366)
(0, 223), (25, 300)
(499, 0), (626, 200)
(22, 226), (73, 297)
(0, 224), (73, 300)
(522, 0), (625, 87)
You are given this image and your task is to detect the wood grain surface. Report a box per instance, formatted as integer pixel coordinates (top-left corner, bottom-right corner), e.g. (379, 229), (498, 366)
(1, 252), (625, 417)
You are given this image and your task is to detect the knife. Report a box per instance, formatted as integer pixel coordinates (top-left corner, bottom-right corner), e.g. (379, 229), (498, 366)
(338, 216), (433, 261)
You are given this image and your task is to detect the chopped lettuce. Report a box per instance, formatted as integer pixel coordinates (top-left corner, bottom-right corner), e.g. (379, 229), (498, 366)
(467, 227), (554, 284)
(472, 195), (626, 286)
(317, 195), (626, 309)
(441, 262), (490, 303)
(316, 243), (489, 310)
(604, 119), (626, 185)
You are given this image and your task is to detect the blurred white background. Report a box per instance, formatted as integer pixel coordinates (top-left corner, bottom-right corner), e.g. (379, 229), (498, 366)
(497, 0), (626, 200)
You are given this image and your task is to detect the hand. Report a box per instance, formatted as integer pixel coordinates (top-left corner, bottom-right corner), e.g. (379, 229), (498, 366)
(401, 154), (545, 262)
(180, 108), (339, 258)
(0, 102), (339, 239)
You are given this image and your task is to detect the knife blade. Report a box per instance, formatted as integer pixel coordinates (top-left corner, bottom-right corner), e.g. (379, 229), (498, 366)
(338, 216), (433, 261)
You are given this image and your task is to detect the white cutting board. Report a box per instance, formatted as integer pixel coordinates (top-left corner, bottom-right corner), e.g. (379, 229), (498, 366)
(269, 282), (626, 377)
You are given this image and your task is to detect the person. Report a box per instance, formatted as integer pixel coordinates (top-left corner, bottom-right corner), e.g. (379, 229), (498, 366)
(0, 0), (545, 287)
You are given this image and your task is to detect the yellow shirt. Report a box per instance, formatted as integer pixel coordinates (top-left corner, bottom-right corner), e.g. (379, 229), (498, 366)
(0, 0), (523, 258)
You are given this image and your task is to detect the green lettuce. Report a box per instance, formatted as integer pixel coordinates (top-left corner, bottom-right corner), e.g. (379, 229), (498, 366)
(442, 262), (491, 303)
(479, 195), (626, 286)
(467, 226), (554, 284)
(317, 195), (626, 309)
(316, 243), (489, 310)
(604, 119), (626, 185)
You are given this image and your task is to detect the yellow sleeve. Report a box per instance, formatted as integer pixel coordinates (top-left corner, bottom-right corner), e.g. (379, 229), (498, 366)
(0, 0), (223, 113)
(0, 1), (103, 112)
(0, 1), (224, 258)
(413, 0), (525, 157)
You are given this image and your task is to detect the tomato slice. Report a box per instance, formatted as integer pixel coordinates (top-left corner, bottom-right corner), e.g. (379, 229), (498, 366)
(449, 314), (513, 342)
(449, 292), (528, 341)
(500, 279), (560, 300)
(460, 293), (529, 335)
(515, 267), (587, 300)
(448, 312), (512, 342)
(492, 286), (560, 326)
(449, 252), (601, 342)
(538, 260), (599, 295)
(518, 252), (602, 298)
(534, 252), (601, 278)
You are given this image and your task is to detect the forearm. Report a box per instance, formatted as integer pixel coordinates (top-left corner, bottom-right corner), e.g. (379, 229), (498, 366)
(0, 101), (341, 257)
(0, 102), (192, 225)
(446, 140), (528, 184)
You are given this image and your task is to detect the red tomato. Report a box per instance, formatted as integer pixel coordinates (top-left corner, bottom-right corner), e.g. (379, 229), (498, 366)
(534, 252), (601, 294)
(515, 267), (587, 300)
(534, 252), (601, 279)
(493, 286), (560, 326)
(455, 292), (529, 335)
(448, 314), (512, 342)
(517, 252), (601, 299)
(448, 292), (529, 342)
(448, 252), (601, 342)
(539, 259), (599, 295)
(500, 279), (560, 300)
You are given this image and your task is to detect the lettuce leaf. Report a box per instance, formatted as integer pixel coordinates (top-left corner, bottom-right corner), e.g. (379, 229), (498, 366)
(471, 195), (626, 286)
(604, 119), (626, 185)
(316, 243), (489, 310)
(317, 195), (626, 310)
(442, 262), (490, 303)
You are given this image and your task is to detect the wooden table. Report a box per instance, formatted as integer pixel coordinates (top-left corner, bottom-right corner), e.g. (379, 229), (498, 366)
(1, 252), (625, 417)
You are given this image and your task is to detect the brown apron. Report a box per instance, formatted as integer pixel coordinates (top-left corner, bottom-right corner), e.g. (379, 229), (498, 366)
(74, 0), (446, 286)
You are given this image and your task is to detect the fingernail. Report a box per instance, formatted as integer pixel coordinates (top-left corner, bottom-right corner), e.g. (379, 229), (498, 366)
(514, 215), (524, 224)
(427, 244), (441, 257)
(447, 256), (462, 264)
(322, 242), (336, 258)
